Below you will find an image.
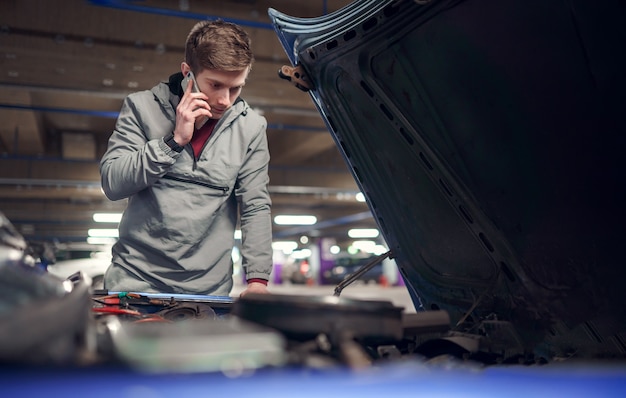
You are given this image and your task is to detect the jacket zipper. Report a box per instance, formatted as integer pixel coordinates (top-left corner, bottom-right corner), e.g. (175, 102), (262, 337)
(162, 174), (229, 195)
(191, 112), (236, 171)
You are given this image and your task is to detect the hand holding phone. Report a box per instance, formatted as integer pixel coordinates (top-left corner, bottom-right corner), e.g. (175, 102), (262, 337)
(181, 71), (209, 129)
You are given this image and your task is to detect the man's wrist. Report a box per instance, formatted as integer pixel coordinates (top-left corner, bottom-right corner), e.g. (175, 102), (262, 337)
(246, 278), (268, 286)
(163, 133), (184, 152)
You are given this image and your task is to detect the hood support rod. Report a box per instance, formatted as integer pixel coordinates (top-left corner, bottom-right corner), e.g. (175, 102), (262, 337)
(333, 250), (392, 297)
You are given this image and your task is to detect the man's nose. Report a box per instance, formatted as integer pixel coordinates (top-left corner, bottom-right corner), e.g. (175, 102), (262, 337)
(215, 88), (231, 106)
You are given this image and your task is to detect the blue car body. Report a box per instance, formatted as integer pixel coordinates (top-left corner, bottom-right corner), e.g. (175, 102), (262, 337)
(2, 0), (626, 394)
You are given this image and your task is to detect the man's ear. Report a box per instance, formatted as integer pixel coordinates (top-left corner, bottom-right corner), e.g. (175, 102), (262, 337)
(181, 62), (191, 75)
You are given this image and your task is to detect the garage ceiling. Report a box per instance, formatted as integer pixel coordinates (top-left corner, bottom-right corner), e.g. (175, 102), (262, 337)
(0, 0), (379, 252)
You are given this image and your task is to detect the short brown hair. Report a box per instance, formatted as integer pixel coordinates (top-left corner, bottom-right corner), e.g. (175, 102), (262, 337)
(185, 19), (254, 73)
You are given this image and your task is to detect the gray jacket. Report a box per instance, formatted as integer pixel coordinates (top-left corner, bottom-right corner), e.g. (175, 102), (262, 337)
(100, 73), (273, 295)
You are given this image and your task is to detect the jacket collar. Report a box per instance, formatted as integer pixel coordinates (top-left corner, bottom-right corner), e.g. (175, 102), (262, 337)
(168, 72), (185, 98)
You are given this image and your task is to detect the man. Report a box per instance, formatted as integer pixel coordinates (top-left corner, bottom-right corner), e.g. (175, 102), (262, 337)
(100, 20), (272, 297)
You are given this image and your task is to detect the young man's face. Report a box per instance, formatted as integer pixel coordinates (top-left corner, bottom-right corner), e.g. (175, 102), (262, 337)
(191, 67), (249, 119)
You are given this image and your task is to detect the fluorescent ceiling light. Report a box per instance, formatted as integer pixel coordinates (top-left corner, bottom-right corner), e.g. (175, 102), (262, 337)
(88, 228), (119, 238)
(272, 241), (298, 254)
(355, 192), (366, 202)
(349, 240), (388, 254)
(93, 213), (123, 223)
(234, 229), (242, 240)
(231, 246), (241, 263)
(291, 248), (312, 259)
(350, 240), (376, 251)
(372, 245), (388, 255)
(87, 237), (117, 245)
(273, 215), (317, 225)
(348, 228), (379, 238)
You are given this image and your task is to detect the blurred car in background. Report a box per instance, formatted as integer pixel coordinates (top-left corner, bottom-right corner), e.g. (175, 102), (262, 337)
(322, 255), (384, 285)
(47, 252), (110, 289)
(280, 259), (313, 284)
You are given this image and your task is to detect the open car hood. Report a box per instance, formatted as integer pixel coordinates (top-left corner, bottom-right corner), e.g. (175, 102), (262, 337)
(269, 0), (626, 359)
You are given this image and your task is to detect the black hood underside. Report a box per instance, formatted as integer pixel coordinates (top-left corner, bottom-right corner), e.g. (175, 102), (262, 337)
(269, 0), (626, 359)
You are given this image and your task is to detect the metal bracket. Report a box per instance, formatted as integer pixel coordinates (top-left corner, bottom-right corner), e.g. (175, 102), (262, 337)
(278, 65), (312, 92)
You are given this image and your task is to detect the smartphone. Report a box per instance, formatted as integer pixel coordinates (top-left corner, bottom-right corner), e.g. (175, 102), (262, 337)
(181, 71), (201, 93)
(181, 71), (208, 129)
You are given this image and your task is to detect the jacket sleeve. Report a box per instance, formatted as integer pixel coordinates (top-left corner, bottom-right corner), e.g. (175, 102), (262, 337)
(100, 94), (181, 201)
(235, 116), (273, 281)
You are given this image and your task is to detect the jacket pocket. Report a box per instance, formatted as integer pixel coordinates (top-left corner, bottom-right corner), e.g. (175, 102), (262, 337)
(162, 174), (229, 196)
